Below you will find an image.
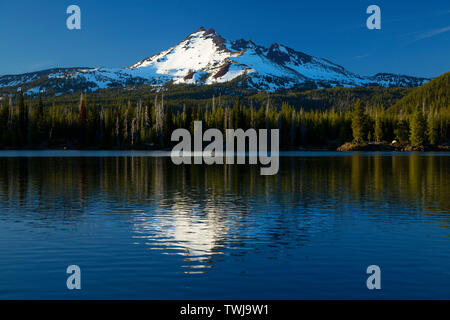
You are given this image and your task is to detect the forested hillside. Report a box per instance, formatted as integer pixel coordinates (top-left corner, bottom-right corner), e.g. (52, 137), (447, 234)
(391, 72), (449, 112)
(0, 72), (448, 150)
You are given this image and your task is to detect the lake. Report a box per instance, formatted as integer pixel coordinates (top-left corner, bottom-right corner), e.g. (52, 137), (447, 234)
(0, 151), (449, 299)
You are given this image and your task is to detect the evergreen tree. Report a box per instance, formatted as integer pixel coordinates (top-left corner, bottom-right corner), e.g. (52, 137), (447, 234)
(0, 86), (447, 149)
(0, 97), (11, 145)
(37, 93), (45, 139)
(410, 105), (426, 147)
(17, 91), (28, 146)
(427, 111), (438, 145)
(394, 119), (410, 142)
(374, 113), (383, 142)
(78, 93), (87, 145)
(37, 93), (44, 120)
(351, 99), (366, 143)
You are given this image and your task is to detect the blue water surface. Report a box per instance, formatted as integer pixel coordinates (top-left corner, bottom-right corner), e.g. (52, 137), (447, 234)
(0, 151), (449, 299)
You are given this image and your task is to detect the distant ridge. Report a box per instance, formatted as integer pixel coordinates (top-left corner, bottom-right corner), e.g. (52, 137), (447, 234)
(0, 27), (430, 95)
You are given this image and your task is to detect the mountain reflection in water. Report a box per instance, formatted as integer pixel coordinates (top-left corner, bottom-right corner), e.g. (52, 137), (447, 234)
(0, 152), (449, 299)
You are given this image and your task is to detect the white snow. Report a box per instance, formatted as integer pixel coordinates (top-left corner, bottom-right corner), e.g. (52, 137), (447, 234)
(0, 28), (427, 93)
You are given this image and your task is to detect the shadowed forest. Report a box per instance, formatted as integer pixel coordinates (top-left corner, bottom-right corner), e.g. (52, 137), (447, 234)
(0, 72), (448, 150)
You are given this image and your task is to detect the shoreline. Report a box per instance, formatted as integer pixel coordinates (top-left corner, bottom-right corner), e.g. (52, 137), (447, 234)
(0, 144), (449, 153)
(337, 142), (450, 152)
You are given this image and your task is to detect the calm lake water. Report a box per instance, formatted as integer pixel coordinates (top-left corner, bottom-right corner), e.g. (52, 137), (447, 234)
(0, 151), (449, 299)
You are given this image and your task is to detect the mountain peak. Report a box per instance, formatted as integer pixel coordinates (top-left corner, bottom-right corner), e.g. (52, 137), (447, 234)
(203, 28), (216, 35)
(269, 43), (280, 49)
(185, 27), (224, 45)
(0, 27), (430, 94)
(190, 26), (216, 36)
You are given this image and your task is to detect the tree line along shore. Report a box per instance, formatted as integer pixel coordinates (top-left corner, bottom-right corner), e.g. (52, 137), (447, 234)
(0, 92), (448, 151)
(0, 72), (448, 151)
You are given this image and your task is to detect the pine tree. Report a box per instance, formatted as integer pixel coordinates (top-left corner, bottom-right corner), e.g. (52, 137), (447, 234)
(154, 94), (165, 144)
(374, 113), (383, 142)
(36, 93), (45, 141)
(290, 111), (297, 146)
(265, 95), (270, 129)
(78, 93), (87, 145)
(164, 106), (174, 145)
(123, 104), (129, 145)
(17, 91), (28, 146)
(351, 99), (366, 143)
(427, 110), (438, 145)
(37, 93), (44, 120)
(0, 97), (11, 145)
(115, 114), (120, 146)
(184, 105), (192, 131)
(410, 105), (426, 147)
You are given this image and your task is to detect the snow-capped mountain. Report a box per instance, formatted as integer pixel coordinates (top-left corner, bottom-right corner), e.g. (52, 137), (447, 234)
(0, 27), (429, 95)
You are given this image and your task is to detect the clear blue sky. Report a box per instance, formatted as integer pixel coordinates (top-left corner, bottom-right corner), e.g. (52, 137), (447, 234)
(0, 0), (449, 78)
